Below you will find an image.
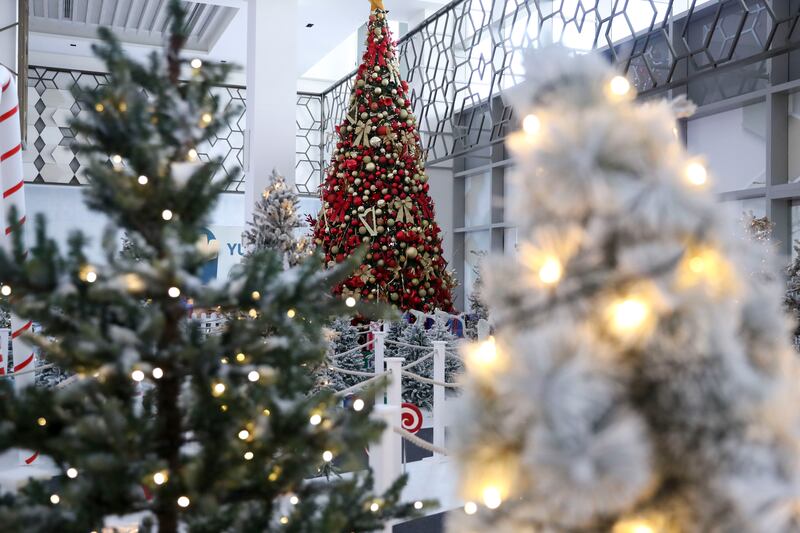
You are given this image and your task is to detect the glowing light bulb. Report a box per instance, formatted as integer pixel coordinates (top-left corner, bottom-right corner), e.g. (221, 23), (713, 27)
(353, 398), (365, 412)
(289, 495), (299, 505)
(37, 417), (47, 426)
(685, 161), (707, 186)
(609, 75), (631, 96)
(131, 370), (145, 382)
(609, 297), (650, 334)
(688, 255), (706, 274)
(465, 336), (500, 376)
(538, 256), (562, 285)
(177, 496), (190, 508)
(244, 451), (254, 460)
(162, 209), (173, 221)
(248, 370), (260, 382)
(309, 414), (322, 426)
(0, 285), (10, 296)
(370, 502), (380, 512)
(168, 286), (181, 298)
(414, 501), (423, 510)
(50, 494), (60, 504)
(238, 429), (250, 440)
(345, 296), (357, 308)
(279, 516), (289, 525)
(190, 58), (203, 69)
(613, 519), (657, 533)
(201, 113), (212, 125)
(262, 408), (271, 416)
(212, 382), (226, 397)
(187, 148), (199, 161)
(95, 103), (105, 112)
(66, 468), (78, 479)
(153, 472), (167, 485)
(464, 501), (477, 515)
(111, 154), (123, 165)
(236, 353), (246, 362)
(138, 175), (149, 185)
(85, 270), (97, 283)
(482, 486), (502, 509)
(287, 309), (296, 318)
(522, 113), (540, 135)
(251, 291), (261, 300)
(322, 450), (333, 462)
(152, 367), (164, 379)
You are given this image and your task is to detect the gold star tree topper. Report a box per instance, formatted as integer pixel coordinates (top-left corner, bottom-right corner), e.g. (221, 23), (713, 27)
(370, 0), (385, 11)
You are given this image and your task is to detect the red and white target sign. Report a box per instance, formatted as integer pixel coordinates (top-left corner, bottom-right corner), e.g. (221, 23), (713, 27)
(401, 402), (423, 434)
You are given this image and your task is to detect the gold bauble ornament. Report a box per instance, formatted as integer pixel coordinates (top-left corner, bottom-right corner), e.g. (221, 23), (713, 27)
(406, 247), (418, 259)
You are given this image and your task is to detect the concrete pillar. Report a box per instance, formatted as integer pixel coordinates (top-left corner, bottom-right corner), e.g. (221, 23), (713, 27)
(245, 0), (297, 222)
(0, 1), (18, 75)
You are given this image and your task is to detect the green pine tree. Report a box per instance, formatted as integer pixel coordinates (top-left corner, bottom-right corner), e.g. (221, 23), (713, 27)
(0, 3), (415, 531)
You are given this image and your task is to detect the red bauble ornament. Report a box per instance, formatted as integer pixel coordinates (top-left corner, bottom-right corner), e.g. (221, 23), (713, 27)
(376, 125), (388, 136)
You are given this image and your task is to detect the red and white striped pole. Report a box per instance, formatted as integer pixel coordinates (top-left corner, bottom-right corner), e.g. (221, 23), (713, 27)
(0, 66), (38, 466)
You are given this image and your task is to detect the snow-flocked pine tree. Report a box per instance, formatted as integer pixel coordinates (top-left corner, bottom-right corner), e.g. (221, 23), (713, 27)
(465, 251), (489, 340)
(396, 318), (460, 409)
(450, 49), (800, 533)
(318, 317), (369, 391)
(243, 169), (311, 268)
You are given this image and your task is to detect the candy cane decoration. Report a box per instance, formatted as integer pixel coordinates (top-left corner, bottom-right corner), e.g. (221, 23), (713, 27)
(0, 66), (38, 465)
(400, 402), (423, 434)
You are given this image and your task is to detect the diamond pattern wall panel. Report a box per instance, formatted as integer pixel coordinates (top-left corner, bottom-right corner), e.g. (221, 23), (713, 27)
(25, 67), (324, 196)
(322, 0), (800, 165)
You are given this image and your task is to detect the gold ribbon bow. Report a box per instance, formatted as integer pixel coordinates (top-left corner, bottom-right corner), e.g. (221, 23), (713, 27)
(354, 122), (372, 146)
(394, 198), (414, 223)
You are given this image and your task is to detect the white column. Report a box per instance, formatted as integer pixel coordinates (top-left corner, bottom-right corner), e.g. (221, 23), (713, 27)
(432, 341), (446, 456)
(245, 0), (297, 222)
(0, 1), (18, 75)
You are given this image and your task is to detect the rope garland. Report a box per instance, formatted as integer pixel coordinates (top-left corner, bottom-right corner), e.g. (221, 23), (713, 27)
(401, 370), (462, 388)
(327, 365), (377, 377)
(334, 372), (387, 397)
(329, 339), (373, 359)
(392, 426), (448, 455)
(402, 352), (434, 370)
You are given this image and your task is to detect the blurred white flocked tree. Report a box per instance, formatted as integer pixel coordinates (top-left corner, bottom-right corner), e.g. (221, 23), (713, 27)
(243, 169), (311, 267)
(449, 49), (800, 533)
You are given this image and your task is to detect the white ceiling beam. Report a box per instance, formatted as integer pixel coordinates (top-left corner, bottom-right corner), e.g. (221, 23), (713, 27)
(189, 0), (244, 8)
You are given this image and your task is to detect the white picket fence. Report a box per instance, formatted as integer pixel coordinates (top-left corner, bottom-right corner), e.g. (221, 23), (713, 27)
(325, 322), (473, 511)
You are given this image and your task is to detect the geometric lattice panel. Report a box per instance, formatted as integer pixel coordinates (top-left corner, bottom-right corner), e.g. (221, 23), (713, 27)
(322, 0), (800, 165)
(25, 67), (324, 196)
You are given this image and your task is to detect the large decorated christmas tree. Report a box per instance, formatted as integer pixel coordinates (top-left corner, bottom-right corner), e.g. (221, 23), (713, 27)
(450, 49), (800, 532)
(0, 3), (415, 531)
(313, 0), (455, 313)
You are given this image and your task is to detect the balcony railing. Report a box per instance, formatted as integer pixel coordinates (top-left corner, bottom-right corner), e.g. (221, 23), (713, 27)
(23, 1), (800, 193)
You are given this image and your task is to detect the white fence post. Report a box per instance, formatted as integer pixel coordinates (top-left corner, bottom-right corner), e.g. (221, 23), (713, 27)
(432, 341), (446, 457)
(370, 356), (404, 500)
(372, 323), (386, 378)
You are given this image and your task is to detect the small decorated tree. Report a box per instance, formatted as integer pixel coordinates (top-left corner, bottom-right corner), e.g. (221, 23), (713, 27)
(313, 1), (455, 313)
(450, 49), (800, 532)
(243, 169), (311, 268)
(0, 3), (415, 531)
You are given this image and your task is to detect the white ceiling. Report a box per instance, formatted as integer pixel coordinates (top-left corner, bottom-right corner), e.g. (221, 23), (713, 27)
(28, 0), (450, 83)
(29, 0), (239, 50)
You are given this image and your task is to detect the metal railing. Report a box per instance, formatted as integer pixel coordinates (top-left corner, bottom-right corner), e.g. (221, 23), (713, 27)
(22, 1), (800, 191)
(321, 0), (800, 166)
